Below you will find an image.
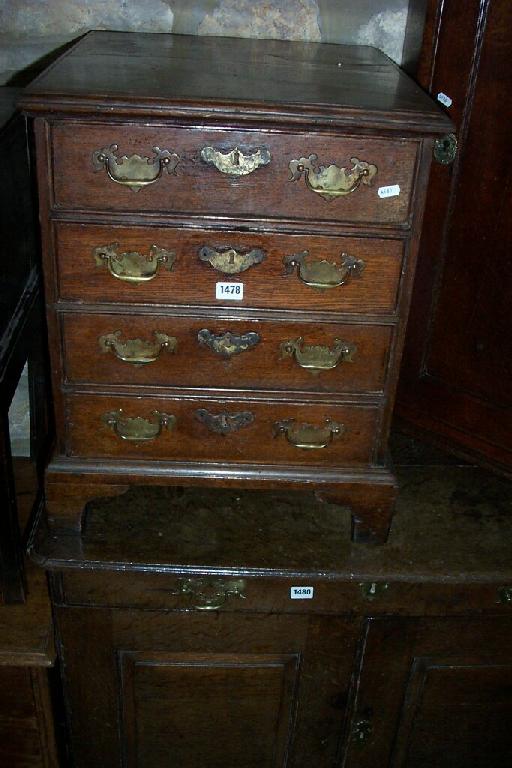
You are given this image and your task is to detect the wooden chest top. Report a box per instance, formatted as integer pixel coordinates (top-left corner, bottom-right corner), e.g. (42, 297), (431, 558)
(21, 31), (452, 134)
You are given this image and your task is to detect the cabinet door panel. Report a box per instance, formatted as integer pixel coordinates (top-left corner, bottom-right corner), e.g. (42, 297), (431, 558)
(120, 651), (298, 768)
(343, 616), (512, 768)
(393, 661), (512, 768)
(56, 607), (359, 768)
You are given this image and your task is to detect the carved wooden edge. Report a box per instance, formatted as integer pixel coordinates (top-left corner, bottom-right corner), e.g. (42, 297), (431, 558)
(316, 481), (397, 545)
(45, 481), (130, 533)
(45, 461), (397, 543)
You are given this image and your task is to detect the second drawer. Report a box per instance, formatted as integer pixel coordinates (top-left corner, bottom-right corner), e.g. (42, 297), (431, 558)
(62, 313), (393, 394)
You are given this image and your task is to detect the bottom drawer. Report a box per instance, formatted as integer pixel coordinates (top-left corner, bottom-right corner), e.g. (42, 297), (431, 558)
(65, 393), (379, 467)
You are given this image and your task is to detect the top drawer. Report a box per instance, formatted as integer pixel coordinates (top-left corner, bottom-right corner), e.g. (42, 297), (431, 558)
(50, 122), (419, 226)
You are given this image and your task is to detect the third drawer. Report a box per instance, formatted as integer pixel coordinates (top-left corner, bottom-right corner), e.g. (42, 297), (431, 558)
(61, 312), (393, 394)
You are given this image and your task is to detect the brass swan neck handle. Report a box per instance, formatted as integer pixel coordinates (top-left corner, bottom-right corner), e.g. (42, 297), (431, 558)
(283, 250), (365, 290)
(280, 337), (357, 370)
(93, 243), (175, 283)
(98, 331), (177, 365)
(92, 144), (180, 192)
(102, 410), (175, 441)
(289, 154), (377, 201)
(273, 419), (345, 449)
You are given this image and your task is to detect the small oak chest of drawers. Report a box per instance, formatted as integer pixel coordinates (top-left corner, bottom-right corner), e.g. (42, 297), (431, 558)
(21, 31), (452, 543)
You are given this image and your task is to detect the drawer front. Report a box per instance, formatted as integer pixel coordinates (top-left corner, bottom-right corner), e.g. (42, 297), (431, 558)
(62, 313), (392, 395)
(54, 223), (404, 314)
(65, 393), (378, 466)
(51, 123), (418, 224)
(59, 571), (512, 617)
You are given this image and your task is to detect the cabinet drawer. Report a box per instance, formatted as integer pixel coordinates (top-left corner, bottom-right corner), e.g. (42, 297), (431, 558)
(59, 570), (512, 617)
(62, 312), (392, 395)
(54, 222), (404, 314)
(51, 122), (418, 225)
(65, 393), (379, 466)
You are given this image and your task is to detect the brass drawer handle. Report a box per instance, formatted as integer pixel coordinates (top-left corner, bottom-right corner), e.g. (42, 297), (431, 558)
(289, 154), (377, 200)
(102, 409), (175, 441)
(92, 144), (180, 192)
(198, 329), (260, 358)
(94, 243), (175, 283)
(199, 245), (266, 275)
(195, 409), (254, 435)
(200, 145), (271, 176)
(273, 418), (344, 449)
(281, 337), (357, 370)
(284, 250), (364, 290)
(176, 578), (246, 611)
(98, 331), (177, 365)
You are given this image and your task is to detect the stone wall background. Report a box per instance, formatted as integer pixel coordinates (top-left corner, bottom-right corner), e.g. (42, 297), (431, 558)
(1, 0), (413, 85)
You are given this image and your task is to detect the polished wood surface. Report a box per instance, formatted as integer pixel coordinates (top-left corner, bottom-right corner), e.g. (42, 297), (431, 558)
(21, 32), (452, 134)
(62, 312), (392, 394)
(397, 0), (512, 472)
(51, 123), (418, 225)
(54, 223), (404, 315)
(65, 393), (379, 466)
(52, 222), (404, 315)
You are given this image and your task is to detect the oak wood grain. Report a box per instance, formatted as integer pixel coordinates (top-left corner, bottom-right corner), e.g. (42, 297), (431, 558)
(54, 221), (404, 314)
(64, 392), (379, 467)
(50, 122), (419, 225)
(61, 312), (392, 394)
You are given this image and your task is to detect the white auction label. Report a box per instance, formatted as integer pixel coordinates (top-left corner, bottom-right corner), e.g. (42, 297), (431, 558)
(437, 92), (453, 108)
(215, 282), (244, 300)
(378, 184), (400, 199)
(290, 586), (314, 600)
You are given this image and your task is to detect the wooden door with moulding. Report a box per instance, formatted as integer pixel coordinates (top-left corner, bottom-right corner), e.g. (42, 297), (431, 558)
(397, 0), (512, 473)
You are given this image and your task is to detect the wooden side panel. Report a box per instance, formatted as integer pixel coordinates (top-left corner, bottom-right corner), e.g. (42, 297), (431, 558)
(0, 666), (59, 768)
(397, 0), (512, 471)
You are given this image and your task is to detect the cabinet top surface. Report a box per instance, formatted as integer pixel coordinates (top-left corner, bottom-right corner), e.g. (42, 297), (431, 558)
(30, 436), (512, 583)
(21, 31), (452, 133)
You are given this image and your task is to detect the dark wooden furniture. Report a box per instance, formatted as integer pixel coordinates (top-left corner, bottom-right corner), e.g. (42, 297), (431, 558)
(397, 0), (512, 473)
(21, 31), (451, 544)
(0, 87), (49, 603)
(0, 559), (59, 768)
(30, 439), (512, 767)
(0, 459), (59, 767)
